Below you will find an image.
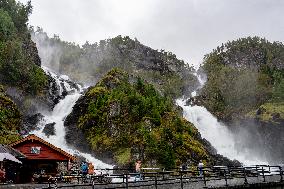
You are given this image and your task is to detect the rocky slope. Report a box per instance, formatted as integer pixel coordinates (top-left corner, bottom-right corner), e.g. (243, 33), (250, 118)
(32, 31), (198, 98)
(200, 36), (284, 121)
(0, 0), (65, 137)
(198, 36), (284, 164)
(64, 69), (239, 168)
(0, 85), (22, 144)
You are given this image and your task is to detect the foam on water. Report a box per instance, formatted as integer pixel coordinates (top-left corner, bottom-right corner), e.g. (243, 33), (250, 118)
(31, 67), (112, 169)
(176, 74), (268, 166)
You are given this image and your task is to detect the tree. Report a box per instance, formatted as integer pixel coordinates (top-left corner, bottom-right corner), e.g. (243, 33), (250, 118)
(0, 8), (16, 40)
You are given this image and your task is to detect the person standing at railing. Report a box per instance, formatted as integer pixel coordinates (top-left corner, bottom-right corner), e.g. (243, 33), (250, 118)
(135, 160), (142, 181)
(81, 162), (88, 175)
(88, 163), (95, 175)
(81, 162), (88, 183)
(181, 163), (188, 171)
(198, 160), (204, 177)
(0, 167), (5, 183)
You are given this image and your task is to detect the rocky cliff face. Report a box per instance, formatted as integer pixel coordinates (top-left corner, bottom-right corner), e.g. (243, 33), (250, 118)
(32, 32), (199, 98)
(198, 37), (284, 164)
(229, 118), (284, 164)
(0, 0), (70, 135)
(200, 37), (284, 121)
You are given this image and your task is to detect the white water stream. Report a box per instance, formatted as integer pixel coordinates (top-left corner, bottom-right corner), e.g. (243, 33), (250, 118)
(31, 67), (112, 169)
(30, 66), (268, 169)
(176, 74), (268, 166)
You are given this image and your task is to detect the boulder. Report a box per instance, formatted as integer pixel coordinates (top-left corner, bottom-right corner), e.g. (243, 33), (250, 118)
(22, 113), (44, 134)
(42, 122), (56, 137)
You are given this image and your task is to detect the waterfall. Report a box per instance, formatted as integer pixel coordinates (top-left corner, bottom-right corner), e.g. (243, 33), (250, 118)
(30, 67), (112, 169)
(176, 74), (268, 165)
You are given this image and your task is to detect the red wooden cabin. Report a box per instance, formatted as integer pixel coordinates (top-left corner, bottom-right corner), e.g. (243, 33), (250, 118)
(10, 134), (76, 183)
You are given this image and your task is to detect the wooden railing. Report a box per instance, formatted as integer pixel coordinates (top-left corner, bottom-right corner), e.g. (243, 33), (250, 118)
(44, 165), (284, 189)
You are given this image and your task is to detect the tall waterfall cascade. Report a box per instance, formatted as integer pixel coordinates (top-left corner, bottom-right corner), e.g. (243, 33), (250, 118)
(30, 66), (112, 169)
(176, 74), (268, 165)
(30, 66), (268, 168)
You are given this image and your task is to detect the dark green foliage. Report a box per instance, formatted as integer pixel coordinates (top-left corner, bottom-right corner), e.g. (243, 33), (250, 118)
(74, 69), (208, 168)
(201, 37), (284, 120)
(32, 31), (198, 98)
(0, 85), (22, 144)
(0, 0), (48, 95)
(273, 80), (284, 102)
(0, 8), (16, 40)
(0, 0), (32, 34)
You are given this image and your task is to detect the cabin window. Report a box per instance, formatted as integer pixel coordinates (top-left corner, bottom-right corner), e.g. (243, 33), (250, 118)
(31, 146), (41, 154)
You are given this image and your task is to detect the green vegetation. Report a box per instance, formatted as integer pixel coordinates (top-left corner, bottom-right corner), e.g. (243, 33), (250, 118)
(71, 69), (209, 168)
(0, 85), (22, 144)
(32, 30), (198, 98)
(200, 37), (284, 121)
(0, 0), (48, 95)
(247, 102), (284, 123)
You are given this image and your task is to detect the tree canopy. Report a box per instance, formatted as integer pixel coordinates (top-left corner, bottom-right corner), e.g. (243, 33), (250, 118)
(200, 37), (284, 121)
(0, 0), (47, 95)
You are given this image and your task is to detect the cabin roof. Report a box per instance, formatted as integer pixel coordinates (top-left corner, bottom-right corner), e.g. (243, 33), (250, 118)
(10, 134), (76, 161)
(0, 144), (26, 159)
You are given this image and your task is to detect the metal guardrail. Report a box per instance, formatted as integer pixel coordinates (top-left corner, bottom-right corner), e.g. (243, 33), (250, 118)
(44, 165), (284, 189)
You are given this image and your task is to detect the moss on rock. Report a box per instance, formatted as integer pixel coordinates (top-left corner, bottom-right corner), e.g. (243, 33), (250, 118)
(66, 69), (211, 168)
(247, 102), (284, 123)
(0, 85), (22, 144)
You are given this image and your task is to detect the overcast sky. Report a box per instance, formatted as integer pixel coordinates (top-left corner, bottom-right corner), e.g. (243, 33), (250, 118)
(19, 0), (284, 67)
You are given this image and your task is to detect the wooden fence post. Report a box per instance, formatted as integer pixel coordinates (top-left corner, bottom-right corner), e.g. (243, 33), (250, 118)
(125, 174), (129, 189)
(180, 171), (184, 189)
(155, 173), (158, 189)
(203, 170), (207, 188)
(280, 166), (283, 182)
(243, 168), (248, 185)
(224, 170), (228, 187)
(261, 166), (266, 182)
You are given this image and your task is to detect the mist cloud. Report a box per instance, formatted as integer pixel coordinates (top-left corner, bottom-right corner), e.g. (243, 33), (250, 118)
(19, 0), (284, 67)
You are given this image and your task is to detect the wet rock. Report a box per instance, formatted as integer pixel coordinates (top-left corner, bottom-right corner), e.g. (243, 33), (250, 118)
(66, 80), (80, 92)
(256, 107), (265, 115)
(48, 76), (61, 106)
(42, 122), (56, 137)
(229, 118), (284, 164)
(22, 113), (44, 133)
(212, 154), (242, 167)
(196, 132), (241, 166)
(175, 105), (184, 117)
(271, 113), (280, 121)
(22, 40), (41, 66)
(185, 96), (204, 107)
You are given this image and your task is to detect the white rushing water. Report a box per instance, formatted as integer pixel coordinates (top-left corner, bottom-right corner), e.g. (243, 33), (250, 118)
(176, 74), (268, 165)
(30, 66), (267, 168)
(31, 67), (112, 169)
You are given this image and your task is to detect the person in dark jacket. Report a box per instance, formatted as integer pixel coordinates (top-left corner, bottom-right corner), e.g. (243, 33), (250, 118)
(81, 162), (88, 176)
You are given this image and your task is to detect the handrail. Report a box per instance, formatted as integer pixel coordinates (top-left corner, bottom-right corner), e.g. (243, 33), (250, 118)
(44, 165), (284, 189)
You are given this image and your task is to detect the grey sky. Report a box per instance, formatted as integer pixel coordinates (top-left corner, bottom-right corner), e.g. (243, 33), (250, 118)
(19, 0), (284, 67)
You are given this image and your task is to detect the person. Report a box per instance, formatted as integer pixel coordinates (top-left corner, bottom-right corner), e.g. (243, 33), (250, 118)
(198, 160), (204, 177)
(135, 160), (142, 173)
(135, 160), (142, 181)
(181, 163), (187, 171)
(81, 162), (88, 175)
(88, 163), (95, 175)
(81, 162), (89, 183)
(0, 167), (5, 183)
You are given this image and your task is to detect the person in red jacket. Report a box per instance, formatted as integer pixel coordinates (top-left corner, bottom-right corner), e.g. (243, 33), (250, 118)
(0, 167), (5, 183)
